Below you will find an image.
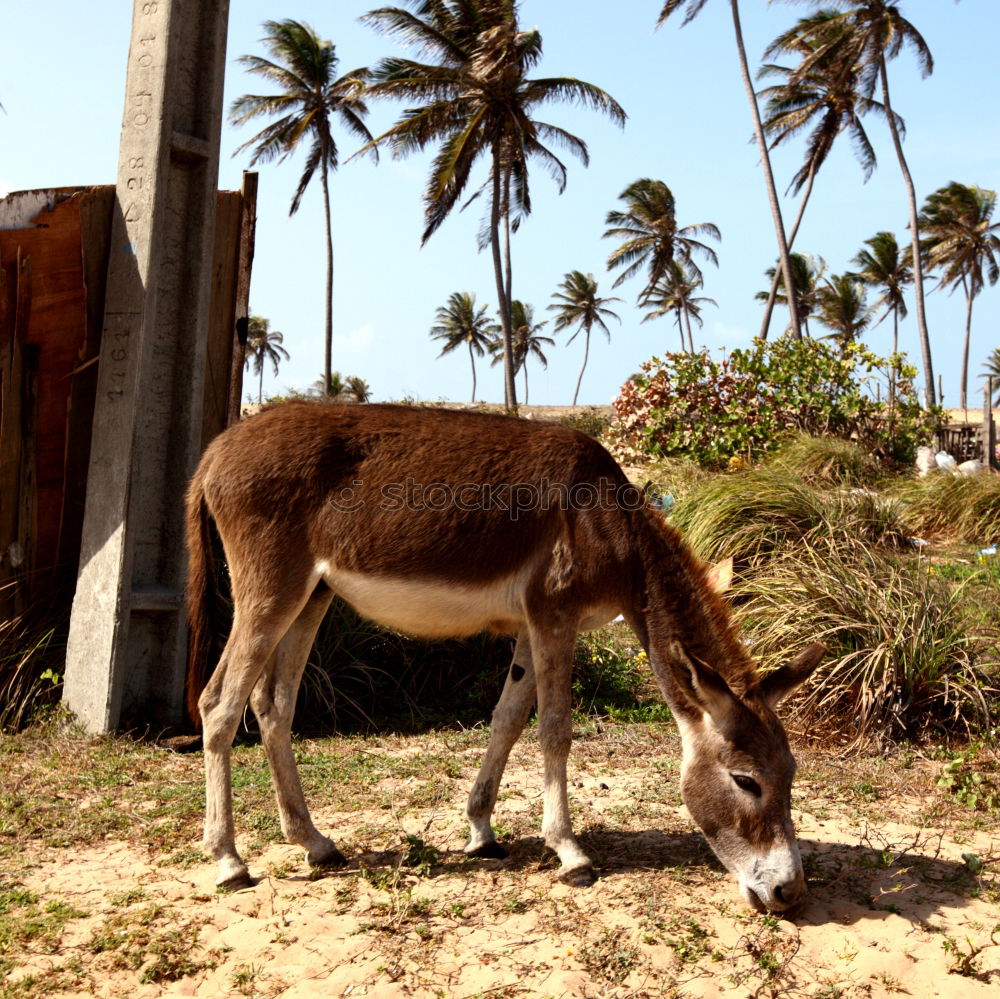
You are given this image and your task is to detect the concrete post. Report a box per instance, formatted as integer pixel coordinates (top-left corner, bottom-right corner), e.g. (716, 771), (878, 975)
(63, 0), (231, 733)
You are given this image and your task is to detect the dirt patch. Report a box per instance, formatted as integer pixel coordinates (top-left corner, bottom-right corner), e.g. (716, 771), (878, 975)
(2, 724), (998, 997)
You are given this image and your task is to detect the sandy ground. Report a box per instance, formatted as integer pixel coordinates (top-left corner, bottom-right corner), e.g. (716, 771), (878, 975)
(5, 726), (998, 999)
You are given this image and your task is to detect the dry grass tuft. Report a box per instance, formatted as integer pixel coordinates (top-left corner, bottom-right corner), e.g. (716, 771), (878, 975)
(736, 534), (999, 746)
(894, 471), (1000, 543)
(670, 466), (908, 565)
(767, 433), (885, 489)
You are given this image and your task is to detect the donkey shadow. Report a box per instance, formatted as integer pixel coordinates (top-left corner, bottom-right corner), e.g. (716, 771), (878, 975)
(792, 834), (987, 928)
(336, 823), (986, 930)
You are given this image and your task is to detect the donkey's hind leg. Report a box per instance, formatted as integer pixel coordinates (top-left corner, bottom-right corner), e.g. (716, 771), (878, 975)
(249, 583), (345, 871)
(465, 633), (536, 859)
(200, 604), (306, 889)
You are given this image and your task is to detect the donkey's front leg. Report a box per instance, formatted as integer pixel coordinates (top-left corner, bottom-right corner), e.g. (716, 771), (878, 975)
(533, 624), (594, 886)
(250, 587), (346, 872)
(465, 634), (536, 859)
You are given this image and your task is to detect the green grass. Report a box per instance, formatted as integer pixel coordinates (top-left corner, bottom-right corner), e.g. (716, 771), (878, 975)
(88, 903), (214, 983)
(0, 882), (87, 982)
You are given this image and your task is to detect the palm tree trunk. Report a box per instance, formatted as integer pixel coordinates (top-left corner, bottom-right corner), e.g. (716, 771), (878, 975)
(730, 0), (801, 340)
(879, 57), (934, 408)
(961, 275), (974, 415)
(523, 361), (529, 405)
(759, 165), (816, 340)
(683, 307), (695, 354)
(503, 168), (514, 335)
(889, 304), (899, 419)
(490, 148), (516, 410)
(573, 327), (591, 406)
(258, 364), (264, 405)
(321, 161), (335, 399)
(674, 307), (685, 352)
(468, 340), (477, 403)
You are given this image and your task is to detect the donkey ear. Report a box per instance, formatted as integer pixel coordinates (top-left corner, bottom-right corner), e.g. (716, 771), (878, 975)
(704, 557), (734, 595)
(666, 641), (738, 721)
(757, 643), (825, 709)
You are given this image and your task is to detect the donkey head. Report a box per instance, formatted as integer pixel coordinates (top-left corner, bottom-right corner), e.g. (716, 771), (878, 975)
(667, 643), (824, 913)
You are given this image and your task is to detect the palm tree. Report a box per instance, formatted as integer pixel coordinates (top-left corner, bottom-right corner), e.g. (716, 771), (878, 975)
(244, 315), (290, 404)
(430, 291), (500, 403)
(499, 300), (554, 404)
(639, 261), (717, 353)
(344, 375), (372, 403)
(814, 273), (875, 354)
(230, 20), (375, 398)
(757, 10), (895, 339)
(361, 1), (625, 410)
(795, 1), (936, 404)
(548, 271), (621, 406)
(920, 182), (1000, 412)
(657, 0), (801, 338)
(851, 230), (911, 409)
(756, 253), (827, 338)
(603, 178), (720, 306)
(981, 347), (1000, 405)
(312, 371), (347, 398)
(309, 371), (372, 401)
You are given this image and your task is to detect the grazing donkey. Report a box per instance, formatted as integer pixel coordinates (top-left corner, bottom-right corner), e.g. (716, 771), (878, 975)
(186, 403), (823, 912)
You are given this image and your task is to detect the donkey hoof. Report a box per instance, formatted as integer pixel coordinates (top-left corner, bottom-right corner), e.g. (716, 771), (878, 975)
(308, 844), (348, 870)
(559, 864), (596, 888)
(216, 868), (256, 892)
(465, 840), (509, 860)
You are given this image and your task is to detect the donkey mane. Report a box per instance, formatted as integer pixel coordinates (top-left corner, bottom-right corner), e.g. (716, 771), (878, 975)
(638, 509), (756, 694)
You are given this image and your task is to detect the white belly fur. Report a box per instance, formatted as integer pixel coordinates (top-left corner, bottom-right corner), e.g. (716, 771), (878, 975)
(322, 565), (527, 638)
(318, 563), (622, 639)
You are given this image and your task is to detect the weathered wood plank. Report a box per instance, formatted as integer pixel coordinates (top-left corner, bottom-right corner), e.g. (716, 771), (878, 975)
(0, 252), (22, 620)
(225, 170), (257, 428)
(201, 190), (241, 449)
(57, 187), (114, 572)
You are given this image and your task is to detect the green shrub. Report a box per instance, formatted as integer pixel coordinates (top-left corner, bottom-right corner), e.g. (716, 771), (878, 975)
(572, 628), (661, 718)
(558, 408), (612, 439)
(298, 599), (512, 734)
(735, 535), (999, 745)
(607, 337), (936, 469)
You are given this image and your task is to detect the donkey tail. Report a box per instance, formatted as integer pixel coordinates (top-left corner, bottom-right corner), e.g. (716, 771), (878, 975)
(185, 470), (216, 729)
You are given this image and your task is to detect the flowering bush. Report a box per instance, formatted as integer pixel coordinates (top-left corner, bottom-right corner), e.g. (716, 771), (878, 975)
(606, 337), (937, 469)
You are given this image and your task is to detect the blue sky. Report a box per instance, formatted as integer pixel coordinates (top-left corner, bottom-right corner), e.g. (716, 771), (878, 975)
(2, 1), (998, 407)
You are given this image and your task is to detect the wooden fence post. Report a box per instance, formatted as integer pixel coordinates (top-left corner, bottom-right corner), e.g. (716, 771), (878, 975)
(985, 379), (996, 470)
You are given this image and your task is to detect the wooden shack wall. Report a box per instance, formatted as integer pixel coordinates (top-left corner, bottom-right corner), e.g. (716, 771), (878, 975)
(0, 184), (251, 620)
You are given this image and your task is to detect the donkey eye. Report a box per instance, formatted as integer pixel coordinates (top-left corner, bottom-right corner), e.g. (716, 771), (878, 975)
(731, 773), (762, 797)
